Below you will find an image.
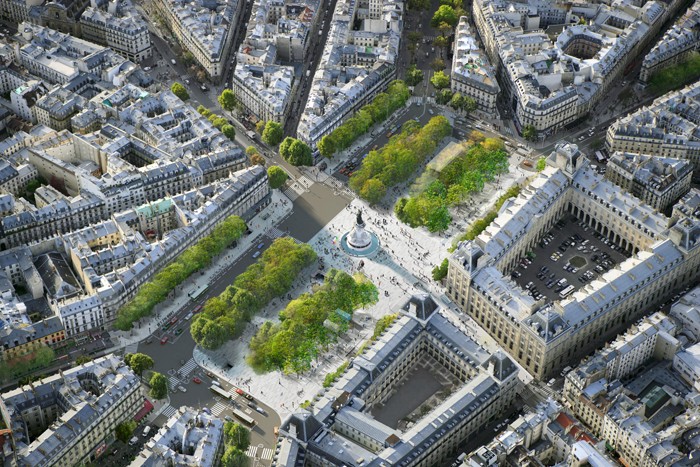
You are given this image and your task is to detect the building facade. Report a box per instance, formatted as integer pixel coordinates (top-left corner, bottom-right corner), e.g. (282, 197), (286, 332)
(446, 143), (700, 380)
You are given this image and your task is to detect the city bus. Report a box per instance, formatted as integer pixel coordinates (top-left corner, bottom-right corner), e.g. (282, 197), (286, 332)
(559, 285), (575, 299)
(192, 285), (209, 301)
(232, 408), (256, 427)
(210, 384), (234, 400)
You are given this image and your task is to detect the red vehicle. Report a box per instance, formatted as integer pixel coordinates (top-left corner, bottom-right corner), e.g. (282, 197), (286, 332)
(169, 316), (178, 326)
(192, 376), (202, 384)
(160, 336), (169, 345)
(235, 388), (245, 396)
(193, 305), (203, 313)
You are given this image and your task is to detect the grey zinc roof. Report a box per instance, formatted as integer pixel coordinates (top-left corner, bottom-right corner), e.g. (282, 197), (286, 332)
(334, 406), (398, 445)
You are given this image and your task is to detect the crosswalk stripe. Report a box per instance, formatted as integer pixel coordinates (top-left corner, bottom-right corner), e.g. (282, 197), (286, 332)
(245, 446), (258, 457)
(211, 402), (228, 416)
(260, 448), (274, 460)
(162, 405), (178, 419)
(283, 187), (300, 202)
(168, 376), (180, 389)
(178, 358), (198, 377)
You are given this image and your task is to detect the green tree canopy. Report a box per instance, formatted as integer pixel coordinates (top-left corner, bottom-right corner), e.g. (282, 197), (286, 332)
(149, 372), (168, 399)
(245, 146), (258, 156)
(221, 446), (248, 467)
(250, 153), (265, 166)
(221, 124), (236, 140)
(432, 258), (449, 281)
(213, 117), (227, 129)
(124, 352), (154, 378)
(430, 70), (450, 89)
(522, 125), (537, 141)
(436, 89), (453, 105)
(171, 82), (189, 101)
(224, 422), (251, 451)
(218, 89), (237, 111)
(405, 65), (424, 86)
(115, 421), (137, 444)
(281, 139), (313, 166)
(262, 121), (284, 146)
(536, 156), (547, 171)
(431, 5), (458, 27)
(255, 120), (266, 134)
(267, 166), (288, 189)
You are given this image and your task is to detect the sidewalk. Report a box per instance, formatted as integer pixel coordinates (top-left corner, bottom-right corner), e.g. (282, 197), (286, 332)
(193, 187), (513, 418)
(109, 189), (294, 349)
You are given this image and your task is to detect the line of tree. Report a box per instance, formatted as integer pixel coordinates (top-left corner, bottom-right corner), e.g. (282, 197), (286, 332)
(394, 137), (509, 231)
(318, 80), (410, 158)
(452, 184), (522, 248)
(247, 269), (378, 374)
(221, 422), (251, 467)
(115, 215), (247, 330)
(190, 237), (317, 350)
(197, 105), (235, 140)
(349, 116), (452, 204)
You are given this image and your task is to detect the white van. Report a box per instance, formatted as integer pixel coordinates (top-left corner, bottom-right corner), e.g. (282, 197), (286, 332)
(129, 436), (138, 446)
(143, 426), (151, 437)
(211, 380), (221, 387)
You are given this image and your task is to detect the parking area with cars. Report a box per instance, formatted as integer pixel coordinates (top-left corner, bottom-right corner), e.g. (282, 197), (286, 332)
(512, 216), (630, 303)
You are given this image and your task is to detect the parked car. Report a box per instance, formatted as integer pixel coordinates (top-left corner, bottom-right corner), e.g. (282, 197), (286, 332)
(192, 376), (202, 384)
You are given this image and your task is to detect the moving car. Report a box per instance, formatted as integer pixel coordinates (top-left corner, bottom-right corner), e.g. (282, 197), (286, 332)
(160, 336), (168, 345)
(192, 376), (202, 384)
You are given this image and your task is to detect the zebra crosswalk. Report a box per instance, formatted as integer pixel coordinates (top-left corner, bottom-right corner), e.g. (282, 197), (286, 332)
(265, 226), (286, 240)
(168, 376), (180, 389)
(245, 445), (274, 460)
(283, 186), (301, 201)
(161, 404), (178, 419)
(211, 402), (228, 417)
(178, 358), (198, 378)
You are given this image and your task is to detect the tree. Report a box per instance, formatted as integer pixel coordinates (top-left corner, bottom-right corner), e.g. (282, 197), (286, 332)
(218, 89), (237, 111)
(536, 156), (547, 171)
(255, 120), (266, 134)
(438, 21), (453, 37)
(262, 121), (283, 146)
(432, 258), (449, 281)
(197, 105), (208, 115)
(250, 154), (265, 166)
(405, 65), (424, 86)
(149, 372), (168, 399)
(280, 137), (312, 166)
(430, 70), (450, 89)
(436, 89), (453, 105)
(115, 420), (137, 444)
(224, 422), (251, 451)
(431, 58), (445, 72)
(433, 35), (450, 52)
(318, 135), (336, 158)
(359, 179), (386, 205)
(124, 352), (154, 378)
(407, 31), (423, 45)
(213, 117), (227, 129)
(75, 355), (92, 365)
(431, 5), (458, 27)
(221, 446), (248, 467)
(170, 82), (189, 101)
(221, 124), (236, 140)
(522, 124), (537, 141)
(267, 166), (288, 189)
(245, 146), (258, 156)
(182, 51), (195, 66)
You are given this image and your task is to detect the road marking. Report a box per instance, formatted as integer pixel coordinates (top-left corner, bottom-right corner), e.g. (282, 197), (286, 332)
(168, 376), (181, 389)
(178, 358), (198, 378)
(211, 402), (228, 416)
(260, 448), (274, 460)
(162, 405), (178, 419)
(245, 446), (258, 458)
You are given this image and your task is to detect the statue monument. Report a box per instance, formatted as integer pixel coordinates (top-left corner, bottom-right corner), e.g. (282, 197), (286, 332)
(340, 208), (379, 256)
